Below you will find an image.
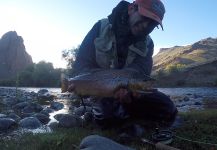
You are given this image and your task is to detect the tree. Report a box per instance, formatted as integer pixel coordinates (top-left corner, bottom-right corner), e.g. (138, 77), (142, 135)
(62, 45), (80, 76)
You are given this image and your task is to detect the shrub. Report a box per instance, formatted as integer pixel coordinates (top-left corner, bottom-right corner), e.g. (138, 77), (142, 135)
(165, 64), (186, 74)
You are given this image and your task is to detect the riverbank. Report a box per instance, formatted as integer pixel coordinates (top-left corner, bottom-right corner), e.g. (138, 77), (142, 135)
(1, 109), (217, 150)
(0, 87), (217, 149)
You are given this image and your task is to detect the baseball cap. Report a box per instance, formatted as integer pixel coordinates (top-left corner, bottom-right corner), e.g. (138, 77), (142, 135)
(134, 0), (165, 30)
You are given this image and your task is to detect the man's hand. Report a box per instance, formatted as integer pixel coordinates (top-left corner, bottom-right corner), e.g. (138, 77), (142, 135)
(114, 88), (141, 104)
(114, 88), (131, 103)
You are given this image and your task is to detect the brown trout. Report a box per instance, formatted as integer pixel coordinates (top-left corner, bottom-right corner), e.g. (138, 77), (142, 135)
(61, 69), (155, 97)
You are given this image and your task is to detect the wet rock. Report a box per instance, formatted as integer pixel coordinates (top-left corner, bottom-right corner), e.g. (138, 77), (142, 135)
(20, 112), (35, 118)
(34, 113), (50, 124)
(1, 97), (18, 106)
(8, 113), (21, 122)
(12, 102), (29, 110)
(74, 106), (92, 116)
(48, 122), (59, 130)
(194, 102), (202, 105)
(22, 103), (43, 113)
(183, 96), (190, 101)
(40, 107), (54, 115)
(37, 89), (49, 95)
(0, 114), (7, 118)
(69, 105), (76, 111)
(50, 102), (64, 111)
(22, 105), (36, 113)
(54, 114), (65, 121)
(193, 94), (202, 99)
(19, 117), (42, 129)
(0, 118), (16, 131)
(30, 91), (37, 97)
(57, 114), (82, 128)
(37, 89), (54, 101)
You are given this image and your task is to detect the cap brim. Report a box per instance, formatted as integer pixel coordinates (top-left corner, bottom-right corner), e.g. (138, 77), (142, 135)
(138, 7), (164, 30)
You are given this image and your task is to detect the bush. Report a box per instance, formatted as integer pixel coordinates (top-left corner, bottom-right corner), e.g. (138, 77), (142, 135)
(165, 64), (186, 74)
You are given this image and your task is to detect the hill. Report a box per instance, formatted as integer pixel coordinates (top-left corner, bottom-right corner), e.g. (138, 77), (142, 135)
(153, 37), (217, 87)
(153, 37), (217, 73)
(0, 31), (33, 79)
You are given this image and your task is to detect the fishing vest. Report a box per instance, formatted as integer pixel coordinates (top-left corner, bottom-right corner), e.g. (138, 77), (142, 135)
(94, 18), (151, 69)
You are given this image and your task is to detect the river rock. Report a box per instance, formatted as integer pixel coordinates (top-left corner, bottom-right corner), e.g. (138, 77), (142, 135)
(8, 113), (21, 122)
(74, 106), (92, 116)
(57, 114), (82, 128)
(34, 113), (50, 124)
(183, 96), (190, 101)
(1, 97), (18, 106)
(20, 112), (35, 118)
(22, 103), (43, 113)
(0, 118), (16, 131)
(19, 117), (42, 129)
(193, 94), (202, 99)
(40, 107), (54, 116)
(50, 101), (64, 110)
(37, 89), (49, 95)
(0, 114), (7, 118)
(37, 89), (54, 101)
(54, 114), (66, 121)
(12, 102), (29, 110)
(194, 102), (202, 105)
(48, 122), (59, 130)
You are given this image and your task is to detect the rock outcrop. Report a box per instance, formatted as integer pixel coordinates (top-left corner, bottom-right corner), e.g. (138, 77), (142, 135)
(0, 31), (33, 79)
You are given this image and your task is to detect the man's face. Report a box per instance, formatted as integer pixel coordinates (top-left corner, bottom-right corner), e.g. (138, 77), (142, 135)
(129, 11), (155, 37)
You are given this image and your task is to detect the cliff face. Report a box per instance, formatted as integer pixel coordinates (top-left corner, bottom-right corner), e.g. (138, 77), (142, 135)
(0, 31), (33, 79)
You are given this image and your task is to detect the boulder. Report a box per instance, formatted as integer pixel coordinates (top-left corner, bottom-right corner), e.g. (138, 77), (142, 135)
(19, 117), (42, 129)
(50, 101), (64, 111)
(8, 113), (21, 122)
(0, 118), (16, 131)
(57, 114), (82, 128)
(34, 113), (50, 124)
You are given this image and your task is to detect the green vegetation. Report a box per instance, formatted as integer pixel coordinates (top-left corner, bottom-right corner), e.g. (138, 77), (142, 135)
(0, 61), (63, 87)
(62, 46), (80, 76)
(0, 109), (217, 150)
(165, 64), (186, 74)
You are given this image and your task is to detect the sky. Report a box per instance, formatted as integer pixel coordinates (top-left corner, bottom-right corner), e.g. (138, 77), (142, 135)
(0, 0), (217, 68)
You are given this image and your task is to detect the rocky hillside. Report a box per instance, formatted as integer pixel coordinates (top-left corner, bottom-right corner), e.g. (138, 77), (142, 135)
(0, 31), (33, 79)
(152, 37), (217, 87)
(154, 59), (217, 87)
(153, 37), (217, 73)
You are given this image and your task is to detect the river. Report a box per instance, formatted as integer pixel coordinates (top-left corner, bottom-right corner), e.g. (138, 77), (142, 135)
(6, 87), (217, 97)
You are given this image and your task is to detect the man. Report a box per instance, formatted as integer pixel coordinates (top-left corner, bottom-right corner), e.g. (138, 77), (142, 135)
(70, 0), (177, 128)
